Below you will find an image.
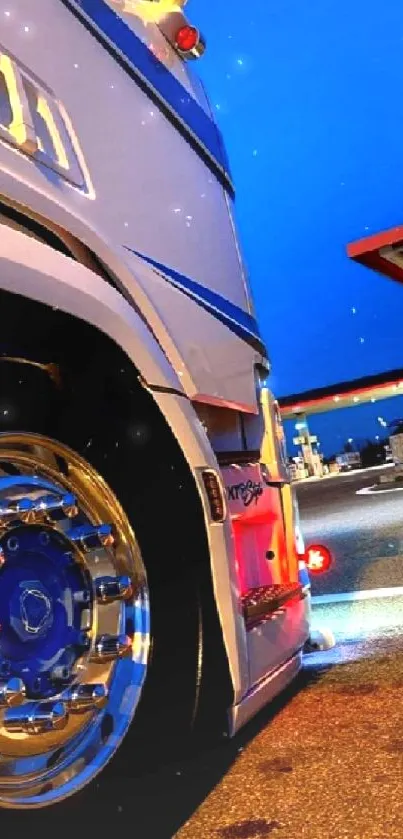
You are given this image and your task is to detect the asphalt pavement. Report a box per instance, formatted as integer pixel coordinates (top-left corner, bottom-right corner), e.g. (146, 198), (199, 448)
(296, 464), (403, 596)
(176, 604), (403, 839)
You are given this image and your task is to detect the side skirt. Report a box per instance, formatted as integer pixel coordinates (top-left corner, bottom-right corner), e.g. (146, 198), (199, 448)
(229, 651), (302, 736)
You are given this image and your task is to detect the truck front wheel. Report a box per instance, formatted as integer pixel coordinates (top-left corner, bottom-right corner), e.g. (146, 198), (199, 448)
(0, 339), (230, 809)
(0, 429), (151, 808)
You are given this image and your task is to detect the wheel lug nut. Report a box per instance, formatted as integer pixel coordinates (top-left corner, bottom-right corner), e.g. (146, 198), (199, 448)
(64, 683), (108, 713)
(4, 700), (69, 735)
(67, 523), (115, 552)
(17, 498), (36, 523)
(62, 493), (79, 518)
(90, 634), (132, 663)
(0, 678), (26, 707)
(7, 536), (19, 552)
(95, 575), (133, 604)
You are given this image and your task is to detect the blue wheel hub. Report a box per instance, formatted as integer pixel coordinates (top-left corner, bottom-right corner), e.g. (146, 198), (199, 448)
(11, 581), (53, 640)
(0, 525), (92, 698)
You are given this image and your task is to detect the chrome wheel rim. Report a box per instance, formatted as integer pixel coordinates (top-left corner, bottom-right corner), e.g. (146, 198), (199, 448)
(0, 433), (150, 808)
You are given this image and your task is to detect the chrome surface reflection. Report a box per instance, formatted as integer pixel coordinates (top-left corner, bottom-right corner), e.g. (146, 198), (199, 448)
(0, 433), (150, 808)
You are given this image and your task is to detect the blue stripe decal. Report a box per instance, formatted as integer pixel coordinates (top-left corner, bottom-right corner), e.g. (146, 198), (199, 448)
(124, 246), (267, 357)
(61, 0), (234, 195)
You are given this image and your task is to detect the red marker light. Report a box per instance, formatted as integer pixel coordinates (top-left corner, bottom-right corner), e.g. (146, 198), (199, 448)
(305, 544), (332, 575)
(175, 25), (199, 53)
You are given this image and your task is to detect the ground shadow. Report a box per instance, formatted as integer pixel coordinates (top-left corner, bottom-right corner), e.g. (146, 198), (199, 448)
(0, 667), (326, 836)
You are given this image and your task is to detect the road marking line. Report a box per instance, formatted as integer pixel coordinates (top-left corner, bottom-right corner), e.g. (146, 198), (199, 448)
(312, 586), (403, 605)
(356, 485), (403, 495)
(296, 464), (394, 485)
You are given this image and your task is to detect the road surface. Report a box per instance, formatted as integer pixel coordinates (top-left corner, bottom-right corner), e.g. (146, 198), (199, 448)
(296, 465), (403, 596)
(176, 599), (403, 839)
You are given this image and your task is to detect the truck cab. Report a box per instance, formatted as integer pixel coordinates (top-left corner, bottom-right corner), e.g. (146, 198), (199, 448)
(0, 0), (314, 808)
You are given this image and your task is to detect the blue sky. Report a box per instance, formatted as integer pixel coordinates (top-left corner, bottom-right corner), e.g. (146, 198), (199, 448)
(192, 0), (403, 452)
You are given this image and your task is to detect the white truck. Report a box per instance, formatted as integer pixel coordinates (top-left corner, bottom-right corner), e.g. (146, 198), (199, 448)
(0, 0), (315, 807)
(336, 452), (361, 471)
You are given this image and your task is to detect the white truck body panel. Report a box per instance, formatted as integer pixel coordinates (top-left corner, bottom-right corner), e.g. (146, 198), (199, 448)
(0, 0), (263, 410)
(0, 0), (311, 756)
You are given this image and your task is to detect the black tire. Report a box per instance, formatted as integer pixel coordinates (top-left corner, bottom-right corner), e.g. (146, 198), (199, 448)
(0, 351), (230, 805)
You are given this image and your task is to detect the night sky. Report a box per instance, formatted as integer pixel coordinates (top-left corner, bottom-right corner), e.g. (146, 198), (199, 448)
(192, 0), (403, 454)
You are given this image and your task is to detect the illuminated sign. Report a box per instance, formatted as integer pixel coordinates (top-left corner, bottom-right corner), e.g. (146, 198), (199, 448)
(0, 50), (88, 190)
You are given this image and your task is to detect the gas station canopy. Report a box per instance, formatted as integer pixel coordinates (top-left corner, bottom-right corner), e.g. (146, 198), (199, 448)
(347, 224), (403, 285)
(279, 368), (403, 420)
(278, 226), (403, 421)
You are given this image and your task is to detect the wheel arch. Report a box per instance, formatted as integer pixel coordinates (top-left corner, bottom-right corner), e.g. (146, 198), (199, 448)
(0, 222), (236, 734)
(0, 216), (184, 395)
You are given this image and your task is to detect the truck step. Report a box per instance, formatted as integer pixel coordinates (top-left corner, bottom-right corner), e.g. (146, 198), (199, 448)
(242, 582), (304, 629)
